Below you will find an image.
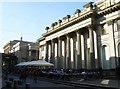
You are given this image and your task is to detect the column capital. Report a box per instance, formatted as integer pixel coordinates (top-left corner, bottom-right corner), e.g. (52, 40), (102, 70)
(47, 40), (51, 45)
(97, 24), (102, 27)
(76, 29), (81, 33)
(50, 40), (53, 44)
(107, 20), (115, 25)
(114, 19), (118, 23)
(58, 36), (61, 40)
(87, 25), (94, 30)
(51, 39), (56, 43)
(66, 33), (71, 38)
(76, 31), (82, 37)
(60, 35), (66, 40)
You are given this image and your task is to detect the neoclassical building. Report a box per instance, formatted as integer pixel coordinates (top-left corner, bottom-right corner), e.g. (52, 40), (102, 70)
(3, 38), (39, 63)
(38, 0), (120, 71)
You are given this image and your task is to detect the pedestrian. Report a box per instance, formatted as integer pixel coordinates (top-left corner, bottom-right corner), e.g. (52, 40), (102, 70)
(34, 75), (37, 83)
(33, 70), (37, 83)
(24, 74), (27, 83)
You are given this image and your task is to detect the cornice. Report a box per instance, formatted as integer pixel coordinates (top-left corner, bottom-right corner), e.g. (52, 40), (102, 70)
(37, 37), (45, 42)
(42, 2), (120, 37)
(43, 11), (94, 37)
(98, 2), (120, 16)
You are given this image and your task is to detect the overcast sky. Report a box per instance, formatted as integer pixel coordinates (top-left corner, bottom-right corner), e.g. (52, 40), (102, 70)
(0, 1), (98, 53)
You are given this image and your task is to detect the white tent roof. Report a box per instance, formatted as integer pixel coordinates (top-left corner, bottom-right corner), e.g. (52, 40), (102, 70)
(16, 61), (31, 66)
(16, 60), (54, 66)
(29, 60), (54, 66)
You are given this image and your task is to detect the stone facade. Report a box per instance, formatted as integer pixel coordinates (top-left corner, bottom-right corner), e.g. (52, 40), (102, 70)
(38, 0), (120, 70)
(3, 39), (39, 63)
(3, 40), (20, 54)
(28, 43), (39, 61)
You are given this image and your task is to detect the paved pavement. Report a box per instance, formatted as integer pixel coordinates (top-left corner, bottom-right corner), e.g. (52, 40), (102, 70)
(2, 74), (83, 89)
(38, 77), (120, 89)
(2, 74), (120, 89)
(71, 78), (120, 89)
(0, 73), (2, 89)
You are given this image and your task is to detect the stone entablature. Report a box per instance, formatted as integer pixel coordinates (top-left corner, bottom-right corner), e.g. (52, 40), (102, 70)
(43, 10), (93, 37)
(98, 2), (120, 15)
(45, 18), (92, 41)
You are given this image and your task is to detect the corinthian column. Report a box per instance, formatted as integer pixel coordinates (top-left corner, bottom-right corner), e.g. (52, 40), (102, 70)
(45, 42), (48, 62)
(66, 34), (71, 69)
(48, 43), (51, 62)
(76, 30), (82, 69)
(88, 25), (95, 69)
(83, 33), (87, 69)
(63, 39), (66, 69)
(50, 40), (55, 64)
(58, 37), (62, 69)
(72, 36), (76, 69)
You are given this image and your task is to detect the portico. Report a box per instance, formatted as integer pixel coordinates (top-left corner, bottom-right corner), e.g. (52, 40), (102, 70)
(38, 0), (120, 73)
(40, 24), (97, 70)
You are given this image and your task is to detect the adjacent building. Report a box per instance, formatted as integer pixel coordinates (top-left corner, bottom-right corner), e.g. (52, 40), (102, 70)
(38, 0), (120, 74)
(3, 40), (20, 54)
(3, 38), (39, 63)
(2, 53), (18, 72)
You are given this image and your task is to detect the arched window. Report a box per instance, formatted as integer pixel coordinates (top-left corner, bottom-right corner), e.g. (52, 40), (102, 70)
(101, 45), (110, 69)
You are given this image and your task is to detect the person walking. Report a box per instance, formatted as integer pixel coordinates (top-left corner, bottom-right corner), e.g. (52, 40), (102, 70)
(33, 70), (38, 83)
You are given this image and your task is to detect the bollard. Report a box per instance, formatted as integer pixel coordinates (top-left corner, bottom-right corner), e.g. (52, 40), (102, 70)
(13, 79), (18, 89)
(25, 83), (30, 89)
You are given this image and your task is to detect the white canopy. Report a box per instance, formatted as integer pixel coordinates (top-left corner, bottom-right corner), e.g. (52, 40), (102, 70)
(16, 60), (54, 67)
(29, 60), (54, 66)
(16, 61), (31, 66)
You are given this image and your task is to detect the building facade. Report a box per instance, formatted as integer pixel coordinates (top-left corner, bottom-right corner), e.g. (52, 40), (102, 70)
(38, 0), (120, 71)
(3, 40), (20, 54)
(3, 38), (39, 63)
(2, 53), (18, 73)
(28, 43), (39, 61)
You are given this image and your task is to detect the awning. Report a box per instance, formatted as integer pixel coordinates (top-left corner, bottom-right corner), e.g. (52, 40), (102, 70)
(16, 60), (54, 67)
(16, 61), (32, 66)
(29, 60), (54, 66)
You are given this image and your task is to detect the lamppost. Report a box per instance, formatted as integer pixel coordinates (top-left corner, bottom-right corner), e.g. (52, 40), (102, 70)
(112, 20), (118, 69)
(112, 20), (120, 89)
(118, 20), (120, 67)
(5, 56), (11, 73)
